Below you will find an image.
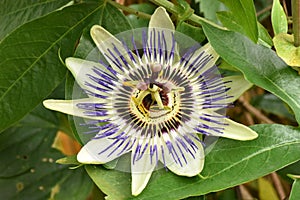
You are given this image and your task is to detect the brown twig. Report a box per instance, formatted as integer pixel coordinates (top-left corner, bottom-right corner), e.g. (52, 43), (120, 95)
(270, 172), (287, 200)
(238, 184), (254, 200)
(282, 0), (289, 17)
(238, 96), (275, 124)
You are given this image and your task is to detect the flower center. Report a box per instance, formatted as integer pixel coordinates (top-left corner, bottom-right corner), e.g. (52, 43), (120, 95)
(125, 63), (184, 125)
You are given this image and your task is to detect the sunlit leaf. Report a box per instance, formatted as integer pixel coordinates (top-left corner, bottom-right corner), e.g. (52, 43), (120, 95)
(273, 33), (300, 67)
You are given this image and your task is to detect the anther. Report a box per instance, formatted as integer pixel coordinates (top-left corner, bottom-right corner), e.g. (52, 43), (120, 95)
(163, 81), (185, 93)
(136, 82), (148, 90)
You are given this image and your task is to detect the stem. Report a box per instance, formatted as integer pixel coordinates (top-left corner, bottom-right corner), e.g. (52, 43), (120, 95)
(107, 0), (151, 19)
(149, 0), (224, 29)
(189, 14), (225, 29)
(292, 0), (300, 47)
(149, 0), (182, 15)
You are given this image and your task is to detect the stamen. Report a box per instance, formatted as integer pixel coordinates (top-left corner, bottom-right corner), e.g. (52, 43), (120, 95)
(136, 82), (148, 90)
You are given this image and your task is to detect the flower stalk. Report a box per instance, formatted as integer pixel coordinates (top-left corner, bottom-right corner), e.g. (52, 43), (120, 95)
(292, 0), (300, 47)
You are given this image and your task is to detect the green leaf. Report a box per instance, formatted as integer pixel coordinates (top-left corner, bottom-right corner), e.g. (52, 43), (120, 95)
(85, 165), (131, 200)
(176, 22), (206, 43)
(271, 0), (288, 35)
(127, 3), (155, 28)
(199, 0), (226, 23)
(0, 0), (71, 40)
(273, 33), (300, 67)
(217, 11), (244, 34)
(0, 104), (93, 199)
(218, 0), (258, 43)
(0, 2), (101, 133)
(289, 175), (300, 200)
(258, 22), (273, 48)
(97, 2), (133, 35)
(56, 155), (81, 165)
(202, 22), (300, 124)
(85, 124), (300, 199)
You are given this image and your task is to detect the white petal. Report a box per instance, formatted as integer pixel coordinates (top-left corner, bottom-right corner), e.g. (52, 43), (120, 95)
(131, 136), (157, 196)
(65, 57), (120, 98)
(90, 25), (138, 75)
(160, 130), (204, 177)
(195, 110), (258, 140)
(146, 7), (179, 65)
(181, 43), (219, 80)
(223, 75), (253, 102)
(221, 118), (258, 140)
(149, 7), (175, 30)
(43, 98), (106, 120)
(77, 136), (132, 164)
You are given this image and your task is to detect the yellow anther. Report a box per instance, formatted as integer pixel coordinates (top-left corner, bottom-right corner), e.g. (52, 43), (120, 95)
(174, 86), (185, 92)
(123, 81), (139, 87)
